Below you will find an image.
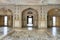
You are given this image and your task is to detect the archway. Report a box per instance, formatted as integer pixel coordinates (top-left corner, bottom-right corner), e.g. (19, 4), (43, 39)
(0, 8), (13, 27)
(22, 8), (38, 28)
(47, 8), (60, 28)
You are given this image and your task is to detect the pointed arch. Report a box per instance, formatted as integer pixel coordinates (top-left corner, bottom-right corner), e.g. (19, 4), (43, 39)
(22, 8), (38, 28)
(47, 8), (60, 28)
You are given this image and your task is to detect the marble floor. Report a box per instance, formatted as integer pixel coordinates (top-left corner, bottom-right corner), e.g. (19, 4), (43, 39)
(0, 27), (13, 40)
(0, 27), (60, 40)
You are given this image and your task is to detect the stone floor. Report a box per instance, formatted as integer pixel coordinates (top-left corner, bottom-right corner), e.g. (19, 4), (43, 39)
(0, 27), (13, 40)
(0, 27), (60, 40)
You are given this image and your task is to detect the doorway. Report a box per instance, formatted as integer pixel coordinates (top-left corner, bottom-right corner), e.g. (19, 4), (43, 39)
(4, 16), (8, 26)
(22, 8), (38, 28)
(27, 16), (33, 26)
(0, 15), (13, 27)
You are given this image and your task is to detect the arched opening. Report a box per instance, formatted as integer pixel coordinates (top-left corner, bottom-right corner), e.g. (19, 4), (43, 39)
(22, 8), (38, 28)
(0, 8), (13, 27)
(47, 8), (60, 28)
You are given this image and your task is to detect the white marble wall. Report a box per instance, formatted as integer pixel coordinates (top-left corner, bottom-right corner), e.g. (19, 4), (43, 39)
(0, 5), (60, 28)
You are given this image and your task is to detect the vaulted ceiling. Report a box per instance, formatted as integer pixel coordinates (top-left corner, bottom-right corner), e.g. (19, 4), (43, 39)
(48, 8), (60, 16)
(0, 0), (60, 5)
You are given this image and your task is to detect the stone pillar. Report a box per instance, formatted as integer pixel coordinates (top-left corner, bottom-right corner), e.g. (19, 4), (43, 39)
(38, 7), (41, 28)
(14, 6), (20, 28)
(19, 6), (22, 28)
(40, 6), (47, 28)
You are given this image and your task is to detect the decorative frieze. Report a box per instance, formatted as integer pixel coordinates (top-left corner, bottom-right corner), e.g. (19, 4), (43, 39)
(0, 0), (60, 5)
